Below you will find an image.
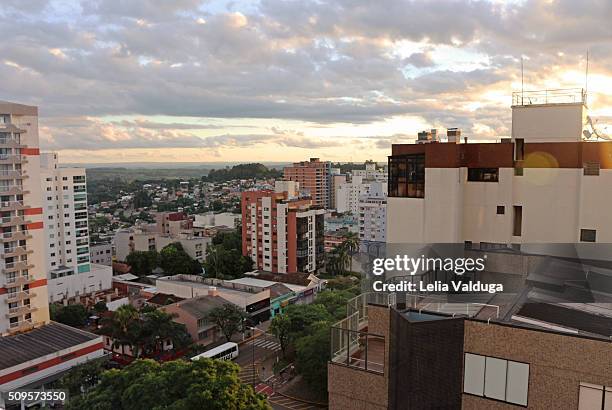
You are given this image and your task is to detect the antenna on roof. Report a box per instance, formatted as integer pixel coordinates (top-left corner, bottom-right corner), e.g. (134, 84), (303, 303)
(585, 49), (589, 106)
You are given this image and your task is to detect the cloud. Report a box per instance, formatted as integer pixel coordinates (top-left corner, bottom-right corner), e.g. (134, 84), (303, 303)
(2, 0), (612, 158)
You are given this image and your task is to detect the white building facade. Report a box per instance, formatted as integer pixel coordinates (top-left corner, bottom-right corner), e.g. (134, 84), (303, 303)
(386, 89), (612, 248)
(358, 182), (387, 243)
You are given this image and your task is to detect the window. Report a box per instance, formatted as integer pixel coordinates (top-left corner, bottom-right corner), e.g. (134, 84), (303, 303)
(513, 206), (522, 236)
(581, 229), (596, 243)
(496, 206), (505, 215)
(463, 353), (529, 406)
(578, 383), (611, 410)
(468, 168), (499, 182)
(388, 154), (425, 198)
(584, 161), (600, 176)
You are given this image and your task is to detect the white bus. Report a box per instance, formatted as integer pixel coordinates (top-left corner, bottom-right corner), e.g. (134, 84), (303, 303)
(191, 342), (239, 361)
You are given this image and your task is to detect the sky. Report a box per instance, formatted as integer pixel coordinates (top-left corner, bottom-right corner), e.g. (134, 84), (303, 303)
(2, 0), (612, 164)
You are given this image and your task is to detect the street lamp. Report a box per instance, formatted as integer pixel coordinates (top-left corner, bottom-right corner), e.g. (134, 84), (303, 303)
(246, 325), (258, 386)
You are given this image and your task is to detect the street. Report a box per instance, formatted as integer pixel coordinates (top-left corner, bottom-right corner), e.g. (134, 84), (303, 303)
(235, 332), (327, 410)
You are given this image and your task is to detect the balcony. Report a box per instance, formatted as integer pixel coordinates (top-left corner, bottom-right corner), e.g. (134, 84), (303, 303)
(5, 290), (36, 303)
(0, 185), (27, 195)
(0, 154), (26, 164)
(0, 215), (25, 227)
(4, 274), (33, 286)
(2, 245), (31, 258)
(330, 292), (395, 375)
(7, 319), (35, 334)
(0, 170), (25, 180)
(0, 137), (25, 149)
(6, 304), (36, 318)
(0, 200), (27, 211)
(0, 231), (31, 242)
(3, 260), (34, 273)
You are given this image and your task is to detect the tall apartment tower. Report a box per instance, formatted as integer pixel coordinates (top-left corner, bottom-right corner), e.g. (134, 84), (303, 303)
(283, 157), (332, 209)
(0, 102), (103, 404)
(40, 153), (90, 279)
(0, 101), (50, 335)
(386, 88), (612, 246)
(241, 182), (325, 274)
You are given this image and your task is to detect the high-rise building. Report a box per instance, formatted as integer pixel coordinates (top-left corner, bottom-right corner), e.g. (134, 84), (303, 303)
(386, 88), (612, 246)
(40, 153), (113, 303)
(0, 101), (103, 403)
(0, 102), (49, 335)
(242, 182), (325, 274)
(40, 153), (90, 278)
(358, 182), (387, 243)
(283, 157), (332, 208)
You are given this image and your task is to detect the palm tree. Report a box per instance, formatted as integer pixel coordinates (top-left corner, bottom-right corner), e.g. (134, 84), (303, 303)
(101, 304), (139, 358)
(341, 232), (360, 273)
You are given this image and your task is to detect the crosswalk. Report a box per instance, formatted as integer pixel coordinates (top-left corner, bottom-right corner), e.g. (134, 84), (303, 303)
(268, 393), (327, 410)
(245, 337), (282, 352)
(238, 364), (259, 386)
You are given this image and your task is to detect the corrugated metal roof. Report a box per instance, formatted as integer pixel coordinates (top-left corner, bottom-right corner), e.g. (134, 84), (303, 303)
(0, 322), (100, 371)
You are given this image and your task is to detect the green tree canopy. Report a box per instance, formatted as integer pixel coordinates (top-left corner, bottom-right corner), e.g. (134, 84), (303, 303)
(50, 304), (89, 327)
(66, 359), (271, 410)
(159, 242), (202, 275)
(269, 313), (291, 357)
(282, 304), (332, 340)
(126, 250), (160, 276)
(206, 303), (247, 342)
(203, 245), (252, 279)
(295, 322), (331, 394)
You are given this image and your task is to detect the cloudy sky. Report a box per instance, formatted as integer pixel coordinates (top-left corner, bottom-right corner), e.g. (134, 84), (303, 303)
(2, 0), (612, 164)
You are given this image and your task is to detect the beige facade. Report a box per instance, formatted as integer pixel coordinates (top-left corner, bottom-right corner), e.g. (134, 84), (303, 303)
(0, 101), (50, 335)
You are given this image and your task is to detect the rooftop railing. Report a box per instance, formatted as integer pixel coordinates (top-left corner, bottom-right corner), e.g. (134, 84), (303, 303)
(512, 88), (586, 106)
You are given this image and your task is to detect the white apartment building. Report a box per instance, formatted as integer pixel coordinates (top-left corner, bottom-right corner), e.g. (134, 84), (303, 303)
(336, 175), (388, 214)
(358, 182), (387, 243)
(352, 161), (388, 182)
(0, 101), (104, 405)
(387, 88), (612, 249)
(40, 153), (90, 277)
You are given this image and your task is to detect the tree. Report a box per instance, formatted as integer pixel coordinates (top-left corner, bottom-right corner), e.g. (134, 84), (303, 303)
(283, 304), (331, 340)
(341, 233), (360, 273)
(58, 357), (108, 398)
(51, 304), (89, 327)
(160, 242), (202, 275)
(138, 309), (191, 356)
(206, 304), (247, 342)
(133, 190), (152, 208)
(126, 250), (159, 276)
(100, 304), (139, 358)
(93, 301), (108, 314)
(314, 289), (359, 321)
(66, 359), (271, 410)
(269, 314), (291, 357)
(203, 245), (253, 279)
(295, 322), (331, 393)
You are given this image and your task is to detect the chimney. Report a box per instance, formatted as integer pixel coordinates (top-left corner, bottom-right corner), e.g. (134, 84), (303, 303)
(208, 286), (219, 297)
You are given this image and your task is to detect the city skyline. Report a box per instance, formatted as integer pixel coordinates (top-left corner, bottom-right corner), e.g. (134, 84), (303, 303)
(3, 0), (612, 163)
